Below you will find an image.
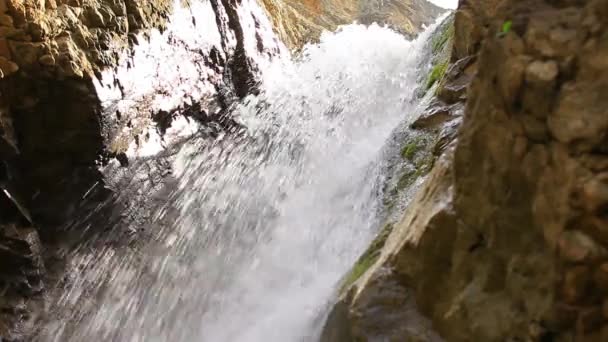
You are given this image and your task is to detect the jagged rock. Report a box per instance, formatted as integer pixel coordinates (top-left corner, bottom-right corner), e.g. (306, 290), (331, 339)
(549, 81), (608, 149)
(410, 102), (461, 130)
(433, 116), (461, 157)
(322, 148), (456, 342)
(84, 6), (106, 27)
(410, 103), (453, 129)
(436, 55), (475, 104)
(452, 0), (500, 60)
(325, 0), (608, 340)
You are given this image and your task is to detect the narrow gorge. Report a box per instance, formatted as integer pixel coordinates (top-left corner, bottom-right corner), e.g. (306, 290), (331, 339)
(1, 0), (607, 341)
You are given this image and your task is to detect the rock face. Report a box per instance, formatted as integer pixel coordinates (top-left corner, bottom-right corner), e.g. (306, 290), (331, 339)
(260, 0), (443, 49)
(0, 0), (281, 339)
(322, 0), (608, 341)
(0, 0), (275, 228)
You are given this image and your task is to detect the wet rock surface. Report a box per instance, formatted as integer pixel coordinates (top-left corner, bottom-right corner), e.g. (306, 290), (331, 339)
(323, 0), (608, 341)
(0, 0), (280, 338)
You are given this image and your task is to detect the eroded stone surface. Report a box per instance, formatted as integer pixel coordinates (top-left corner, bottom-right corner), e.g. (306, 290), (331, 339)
(0, 0), (276, 338)
(323, 0), (608, 340)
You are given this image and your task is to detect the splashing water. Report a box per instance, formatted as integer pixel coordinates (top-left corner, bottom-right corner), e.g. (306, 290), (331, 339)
(40, 5), (448, 342)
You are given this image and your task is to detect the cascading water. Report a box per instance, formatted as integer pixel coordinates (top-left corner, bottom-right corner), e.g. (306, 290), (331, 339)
(38, 2), (448, 341)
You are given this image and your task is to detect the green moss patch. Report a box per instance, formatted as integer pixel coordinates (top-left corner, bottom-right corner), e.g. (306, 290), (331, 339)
(431, 22), (454, 54)
(425, 62), (449, 90)
(396, 169), (418, 192)
(340, 223), (394, 292)
(424, 15), (454, 94)
(401, 141), (419, 160)
(401, 136), (428, 161)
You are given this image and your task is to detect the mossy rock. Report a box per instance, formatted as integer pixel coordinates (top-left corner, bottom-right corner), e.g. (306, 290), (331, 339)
(431, 20), (454, 54)
(340, 223), (394, 293)
(424, 15), (454, 93)
(401, 137), (424, 160)
(396, 169), (418, 192)
(384, 134), (438, 214)
(401, 143), (418, 160)
(425, 62), (449, 90)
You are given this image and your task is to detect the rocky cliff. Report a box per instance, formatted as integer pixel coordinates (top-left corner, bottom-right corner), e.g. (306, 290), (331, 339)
(260, 0), (443, 49)
(322, 0), (608, 341)
(0, 0), (443, 339)
(0, 0), (282, 339)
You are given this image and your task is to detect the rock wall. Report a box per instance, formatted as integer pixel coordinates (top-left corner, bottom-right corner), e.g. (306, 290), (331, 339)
(0, 0), (280, 339)
(322, 0), (608, 341)
(260, 0), (443, 49)
(0, 1), (175, 339)
(0, 0), (178, 229)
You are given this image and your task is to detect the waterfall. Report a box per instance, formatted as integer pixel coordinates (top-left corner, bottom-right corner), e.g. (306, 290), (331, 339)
(38, 1), (448, 341)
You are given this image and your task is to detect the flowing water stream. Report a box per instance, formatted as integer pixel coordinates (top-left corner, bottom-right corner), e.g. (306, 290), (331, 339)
(40, 2), (447, 341)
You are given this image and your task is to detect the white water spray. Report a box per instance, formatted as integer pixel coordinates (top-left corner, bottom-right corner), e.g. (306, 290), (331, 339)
(40, 3), (448, 341)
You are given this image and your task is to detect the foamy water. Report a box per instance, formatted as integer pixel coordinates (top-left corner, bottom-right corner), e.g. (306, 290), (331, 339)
(40, 1), (448, 340)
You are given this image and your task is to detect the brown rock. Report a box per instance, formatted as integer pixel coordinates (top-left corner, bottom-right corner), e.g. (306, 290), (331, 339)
(581, 155), (608, 173)
(0, 38), (10, 58)
(558, 230), (607, 263)
(563, 266), (590, 303)
(522, 59), (559, 119)
(0, 56), (18, 76)
(581, 36), (608, 74)
(58, 59), (84, 77)
(98, 5), (116, 27)
(0, 106), (17, 155)
(56, 4), (79, 24)
(594, 263), (608, 293)
(499, 55), (529, 107)
(453, 8), (481, 60)
(577, 215), (608, 247)
(260, 0), (442, 50)
(108, 0), (126, 16)
(0, 12), (12, 26)
(526, 60), (559, 85)
(437, 73), (471, 104)
(38, 53), (54, 66)
(582, 175), (608, 213)
(411, 102), (462, 130)
(548, 82), (608, 148)
(600, 326), (608, 342)
(555, 302), (580, 328)
(577, 306), (603, 335)
(521, 115), (550, 142)
(9, 41), (44, 66)
(84, 6), (106, 27)
(0, 26), (27, 39)
(45, 0), (56, 10)
(525, 21), (557, 58)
